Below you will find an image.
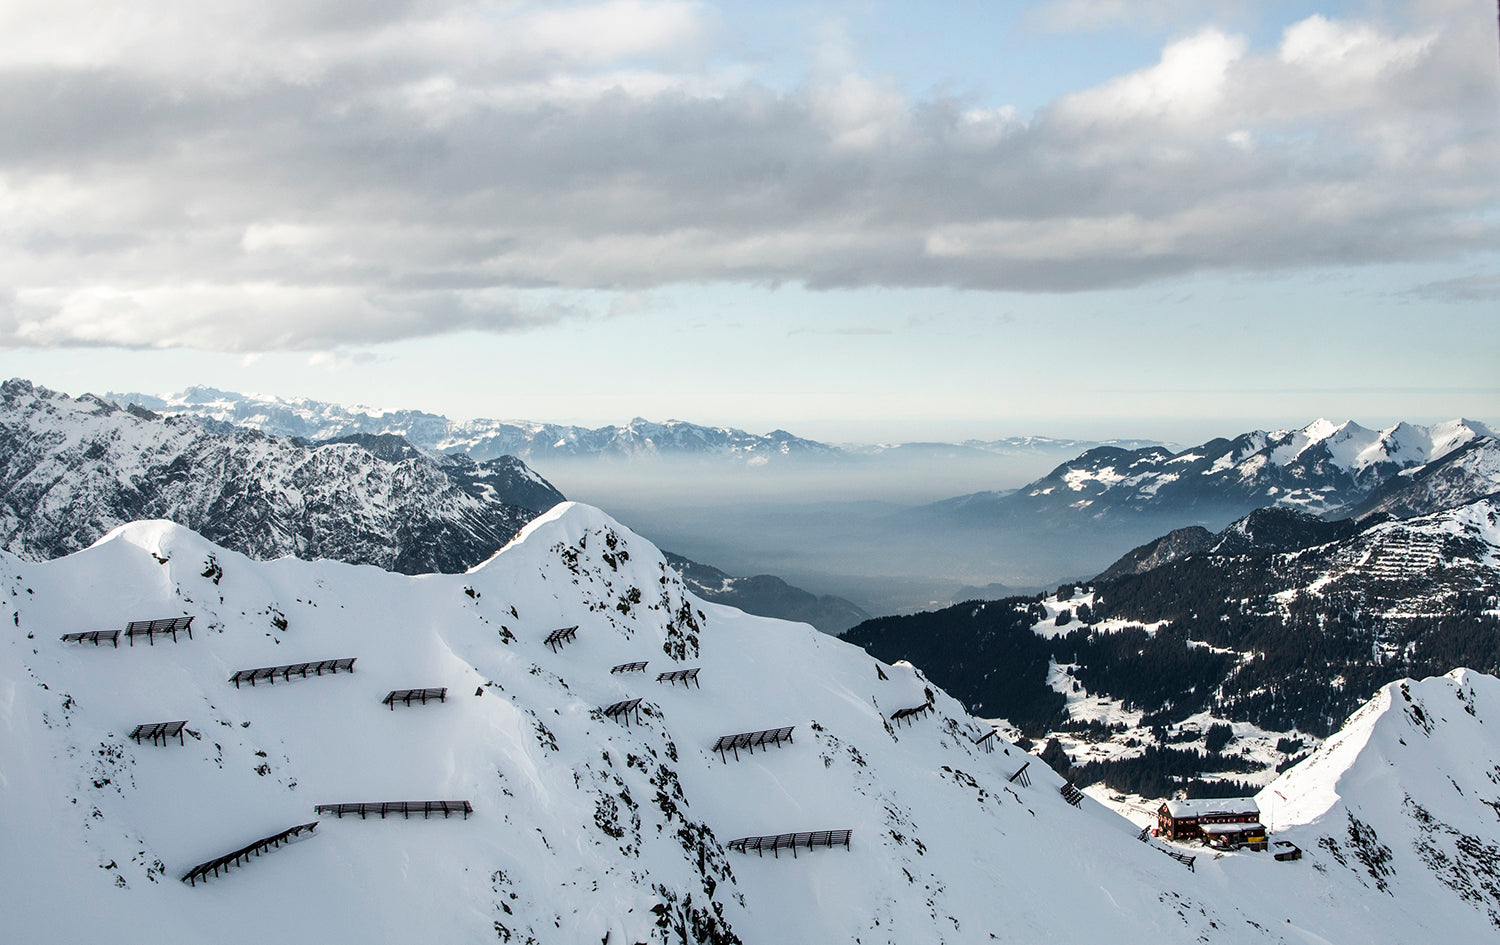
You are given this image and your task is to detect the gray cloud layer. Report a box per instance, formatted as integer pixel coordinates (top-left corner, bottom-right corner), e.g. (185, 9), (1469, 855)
(1, 0), (1496, 350)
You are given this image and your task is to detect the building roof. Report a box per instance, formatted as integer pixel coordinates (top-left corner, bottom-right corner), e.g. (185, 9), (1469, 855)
(1200, 822), (1266, 835)
(1160, 798), (1260, 818)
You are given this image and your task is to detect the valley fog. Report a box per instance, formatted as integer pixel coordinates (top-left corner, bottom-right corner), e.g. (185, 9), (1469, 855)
(532, 453), (1178, 615)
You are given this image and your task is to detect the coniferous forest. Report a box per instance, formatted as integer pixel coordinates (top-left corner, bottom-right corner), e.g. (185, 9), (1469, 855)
(841, 515), (1499, 795)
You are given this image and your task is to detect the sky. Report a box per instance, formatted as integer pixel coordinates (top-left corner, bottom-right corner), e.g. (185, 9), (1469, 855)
(0, 0), (1496, 444)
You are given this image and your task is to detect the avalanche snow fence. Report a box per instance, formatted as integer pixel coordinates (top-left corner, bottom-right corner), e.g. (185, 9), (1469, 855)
(726, 829), (852, 857)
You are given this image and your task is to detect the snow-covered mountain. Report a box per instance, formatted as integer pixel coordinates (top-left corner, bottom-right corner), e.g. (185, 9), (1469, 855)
(1346, 435), (1500, 522)
(0, 379), (564, 573)
(110, 386), (841, 464)
(845, 495), (1500, 801)
(3, 504), (1497, 942)
(109, 386), (1166, 470)
(1259, 669), (1500, 930)
(925, 418), (1497, 525)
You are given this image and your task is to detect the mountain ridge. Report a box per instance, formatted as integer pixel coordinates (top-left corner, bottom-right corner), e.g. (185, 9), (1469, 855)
(0, 378), (565, 574)
(4, 505), (1498, 942)
(108, 385), (1165, 465)
(923, 417), (1496, 526)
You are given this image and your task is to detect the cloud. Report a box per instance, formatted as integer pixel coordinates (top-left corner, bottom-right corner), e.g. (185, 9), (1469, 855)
(1404, 272), (1500, 301)
(0, 0), (1495, 351)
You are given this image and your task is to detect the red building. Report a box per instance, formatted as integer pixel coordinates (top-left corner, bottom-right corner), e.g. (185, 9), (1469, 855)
(1157, 799), (1266, 850)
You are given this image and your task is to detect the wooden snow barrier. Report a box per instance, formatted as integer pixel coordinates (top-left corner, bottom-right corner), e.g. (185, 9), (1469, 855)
(711, 726), (795, 762)
(889, 703), (934, 727)
(314, 801), (473, 820)
(229, 657), (356, 688)
(1136, 826), (1197, 871)
(726, 829), (852, 858)
(656, 667), (700, 688)
(382, 687), (447, 709)
(60, 629), (122, 647)
(602, 697), (643, 726)
(1007, 760), (1031, 788)
(1059, 782), (1085, 807)
(130, 720), (187, 746)
(543, 626), (578, 653)
(181, 822), (318, 886)
(1156, 844), (1197, 872)
(972, 729), (996, 753)
(124, 616), (194, 646)
(611, 661), (649, 674)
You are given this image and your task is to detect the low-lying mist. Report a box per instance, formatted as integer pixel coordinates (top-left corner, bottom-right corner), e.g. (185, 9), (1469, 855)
(529, 452), (1163, 617)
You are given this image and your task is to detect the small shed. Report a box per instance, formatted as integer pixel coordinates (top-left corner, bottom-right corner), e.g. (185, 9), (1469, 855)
(1157, 798), (1263, 845)
(1200, 821), (1268, 851)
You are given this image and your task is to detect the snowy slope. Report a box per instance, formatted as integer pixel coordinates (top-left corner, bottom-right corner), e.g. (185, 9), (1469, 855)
(1258, 670), (1500, 934)
(1347, 436), (1500, 521)
(2, 505), (1495, 943)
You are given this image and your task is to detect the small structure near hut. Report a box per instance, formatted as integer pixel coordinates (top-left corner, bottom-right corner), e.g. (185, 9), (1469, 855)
(1157, 798), (1266, 849)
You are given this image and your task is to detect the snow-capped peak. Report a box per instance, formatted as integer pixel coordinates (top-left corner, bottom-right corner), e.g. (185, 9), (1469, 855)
(1257, 670), (1500, 932)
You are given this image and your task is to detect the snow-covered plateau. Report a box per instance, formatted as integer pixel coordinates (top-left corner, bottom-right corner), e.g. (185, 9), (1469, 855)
(2, 503), (1497, 943)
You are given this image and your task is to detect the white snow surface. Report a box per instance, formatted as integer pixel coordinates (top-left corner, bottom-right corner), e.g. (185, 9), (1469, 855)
(2, 504), (1497, 943)
(1256, 670), (1500, 934)
(1267, 417), (1494, 476)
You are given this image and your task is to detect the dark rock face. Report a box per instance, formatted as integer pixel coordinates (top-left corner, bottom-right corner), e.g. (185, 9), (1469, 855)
(0, 379), (565, 574)
(1098, 507), (1367, 578)
(1096, 526), (1215, 580)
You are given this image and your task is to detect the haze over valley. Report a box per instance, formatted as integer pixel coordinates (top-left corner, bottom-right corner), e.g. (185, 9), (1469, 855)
(106, 385), (1497, 618)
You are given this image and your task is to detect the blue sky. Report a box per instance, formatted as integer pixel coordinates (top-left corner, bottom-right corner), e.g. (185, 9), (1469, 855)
(0, 0), (1495, 443)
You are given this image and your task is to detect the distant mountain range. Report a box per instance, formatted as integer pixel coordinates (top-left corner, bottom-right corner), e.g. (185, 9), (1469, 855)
(842, 413), (1500, 800)
(2, 380), (866, 632)
(890, 417), (1499, 586)
(107, 386), (1163, 465)
(0, 379), (564, 573)
(922, 417), (1495, 524)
